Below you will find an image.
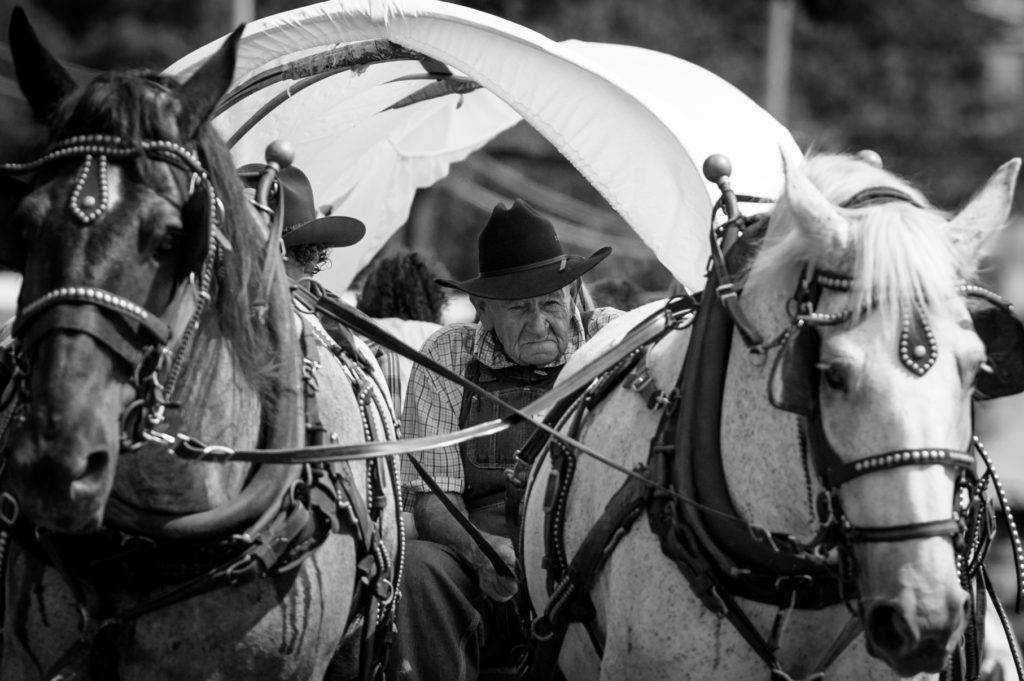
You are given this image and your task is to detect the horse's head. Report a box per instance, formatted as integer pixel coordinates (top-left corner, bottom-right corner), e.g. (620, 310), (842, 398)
(0, 9), (248, 533)
(750, 152), (1020, 675)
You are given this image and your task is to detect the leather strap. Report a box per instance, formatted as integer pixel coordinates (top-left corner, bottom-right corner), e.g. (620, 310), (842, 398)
(164, 296), (682, 465)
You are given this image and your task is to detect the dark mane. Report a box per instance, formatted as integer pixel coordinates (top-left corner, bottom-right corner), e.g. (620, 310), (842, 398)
(49, 70), (283, 398)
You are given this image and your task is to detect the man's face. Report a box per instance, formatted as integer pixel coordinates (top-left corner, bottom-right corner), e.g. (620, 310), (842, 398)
(476, 287), (573, 366)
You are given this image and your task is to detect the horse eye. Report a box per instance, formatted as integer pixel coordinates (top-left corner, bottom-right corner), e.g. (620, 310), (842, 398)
(818, 362), (847, 391)
(970, 360), (993, 392)
(155, 229), (181, 257)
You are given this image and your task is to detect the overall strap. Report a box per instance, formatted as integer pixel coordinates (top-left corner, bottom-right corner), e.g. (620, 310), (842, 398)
(457, 358), (483, 429)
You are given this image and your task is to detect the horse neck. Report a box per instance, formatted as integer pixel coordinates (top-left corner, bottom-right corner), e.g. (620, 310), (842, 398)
(110, 327), (260, 513)
(112, 253), (300, 517)
(719, 276), (821, 539)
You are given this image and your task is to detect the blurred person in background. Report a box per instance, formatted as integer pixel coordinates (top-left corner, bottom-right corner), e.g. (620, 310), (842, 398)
(588, 277), (644, 310)
(357, 249), (449, 413)
(239, 162), (382, 392)
(239, 163), (366, 283)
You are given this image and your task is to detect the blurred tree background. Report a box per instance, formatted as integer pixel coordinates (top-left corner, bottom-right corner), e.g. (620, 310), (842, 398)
(0, 0), (1020, 290)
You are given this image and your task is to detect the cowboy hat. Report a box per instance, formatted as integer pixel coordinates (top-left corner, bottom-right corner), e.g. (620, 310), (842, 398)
(238, 163), (365, 248)
(437, 199), (611, 300)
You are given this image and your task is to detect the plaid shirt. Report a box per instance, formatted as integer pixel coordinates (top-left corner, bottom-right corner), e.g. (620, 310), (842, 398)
(400, 306), (620, 508)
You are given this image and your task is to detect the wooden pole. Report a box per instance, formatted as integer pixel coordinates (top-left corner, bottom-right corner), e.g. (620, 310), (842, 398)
(765, 0), (796, 125)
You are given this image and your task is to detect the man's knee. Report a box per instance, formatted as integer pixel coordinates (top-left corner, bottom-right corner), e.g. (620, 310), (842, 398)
(402, 539), (478, 602)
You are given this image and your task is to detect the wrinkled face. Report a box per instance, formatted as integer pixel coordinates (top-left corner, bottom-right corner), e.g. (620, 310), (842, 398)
(476, 287), (573, 366)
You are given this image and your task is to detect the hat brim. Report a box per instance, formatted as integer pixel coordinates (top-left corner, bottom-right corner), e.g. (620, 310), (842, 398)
(437, 247), (611, 300)
(283, 216), (366, 248)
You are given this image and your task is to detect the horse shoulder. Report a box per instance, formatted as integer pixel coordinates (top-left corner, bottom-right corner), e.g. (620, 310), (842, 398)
(559, 301), (679, 384)
(526, 301), (698, 679)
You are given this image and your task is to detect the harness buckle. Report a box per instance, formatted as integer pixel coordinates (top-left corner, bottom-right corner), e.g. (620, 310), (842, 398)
(225, 554), (258, 585)
(375, 577), (395, 604)
(652, 389), (678, 411)
(302, 358), (321, 391)
(142, 428), (176, 447)
(200, 444), (235, 460)
(531, 614), (555, 641)
(630, 369), (653, 393)
(715, 282), (739, 302)
(0, 492), (19, 525)
(748, 524), (781, 553)
(336, 495), (360, 530)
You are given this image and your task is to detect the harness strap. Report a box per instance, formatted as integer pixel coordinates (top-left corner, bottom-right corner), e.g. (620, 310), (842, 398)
(338, 347), (399, 681)
(842, 518), (964, 543)
(707, 211), (765, 348)
(252, 164), (287, 322)
(298, 307), (402, 681)
(39, 483), (324, 681)
(980, 565), (1024, 681)
(531, 466), (653, 643)
(14, 286), (172, 346)
(506, 344), (647, 537)
(161, 294), (683, 465)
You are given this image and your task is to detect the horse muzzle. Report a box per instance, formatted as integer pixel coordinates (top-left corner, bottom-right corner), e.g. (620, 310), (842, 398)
(5, 425), (116, 533)
(859, 540), (968, 676)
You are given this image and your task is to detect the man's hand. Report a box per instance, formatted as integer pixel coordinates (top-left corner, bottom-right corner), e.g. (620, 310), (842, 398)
(414, 492), (520, 602)
(473, 535), (518, 602)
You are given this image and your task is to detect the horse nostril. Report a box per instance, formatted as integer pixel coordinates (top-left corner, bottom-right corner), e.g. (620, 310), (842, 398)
(866, 602), (915, 656)
(82, 450), (110, 481)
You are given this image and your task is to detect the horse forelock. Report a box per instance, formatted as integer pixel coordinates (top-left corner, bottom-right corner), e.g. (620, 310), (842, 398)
(51, 71), (178, 143)
(746, 153), (967, 324)
(195, 122), (285, 404)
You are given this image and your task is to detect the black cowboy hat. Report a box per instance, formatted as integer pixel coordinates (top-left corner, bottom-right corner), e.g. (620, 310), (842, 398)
(437, 199), (611, 300)
(238, 163), (365, 249)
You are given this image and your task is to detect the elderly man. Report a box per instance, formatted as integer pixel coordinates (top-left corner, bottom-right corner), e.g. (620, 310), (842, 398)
(392, 199), (620, 681)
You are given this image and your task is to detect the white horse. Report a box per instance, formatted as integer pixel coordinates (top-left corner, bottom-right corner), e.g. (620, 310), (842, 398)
(522, 151), (1021, 680)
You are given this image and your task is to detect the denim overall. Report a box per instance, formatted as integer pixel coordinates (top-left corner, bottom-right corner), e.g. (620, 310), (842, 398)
(458, 360), (562, 538)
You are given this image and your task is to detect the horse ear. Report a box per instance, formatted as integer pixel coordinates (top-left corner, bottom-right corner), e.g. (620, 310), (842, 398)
(8, 6), (76, 121)
(176, 24), (244, 139)
(949, 159), (1021, 261)
(780, 148), (851, 256)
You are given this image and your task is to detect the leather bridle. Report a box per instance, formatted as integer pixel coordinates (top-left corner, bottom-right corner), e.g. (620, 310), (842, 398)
(0, 133), (224, 453)
(782, 266), (984, 558)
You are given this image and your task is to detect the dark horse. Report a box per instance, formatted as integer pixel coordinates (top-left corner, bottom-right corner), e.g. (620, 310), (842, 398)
(0, 9), (400, 681)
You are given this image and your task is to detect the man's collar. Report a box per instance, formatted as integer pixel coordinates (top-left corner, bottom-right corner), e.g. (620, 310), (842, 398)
(472, 306), (585, 370)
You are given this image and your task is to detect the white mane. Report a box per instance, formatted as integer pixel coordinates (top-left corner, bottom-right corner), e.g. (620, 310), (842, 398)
(745, 153), (970, 323)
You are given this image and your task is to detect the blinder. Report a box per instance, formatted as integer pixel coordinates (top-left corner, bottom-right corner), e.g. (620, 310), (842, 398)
(768, 324), (819, 417)
(968, 293), (1024, 400)
(770, 274), (1024, 417)
(179, 174), (214, 279)
(0, 174), (31, 271)
(769, 290), (1024, 415)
